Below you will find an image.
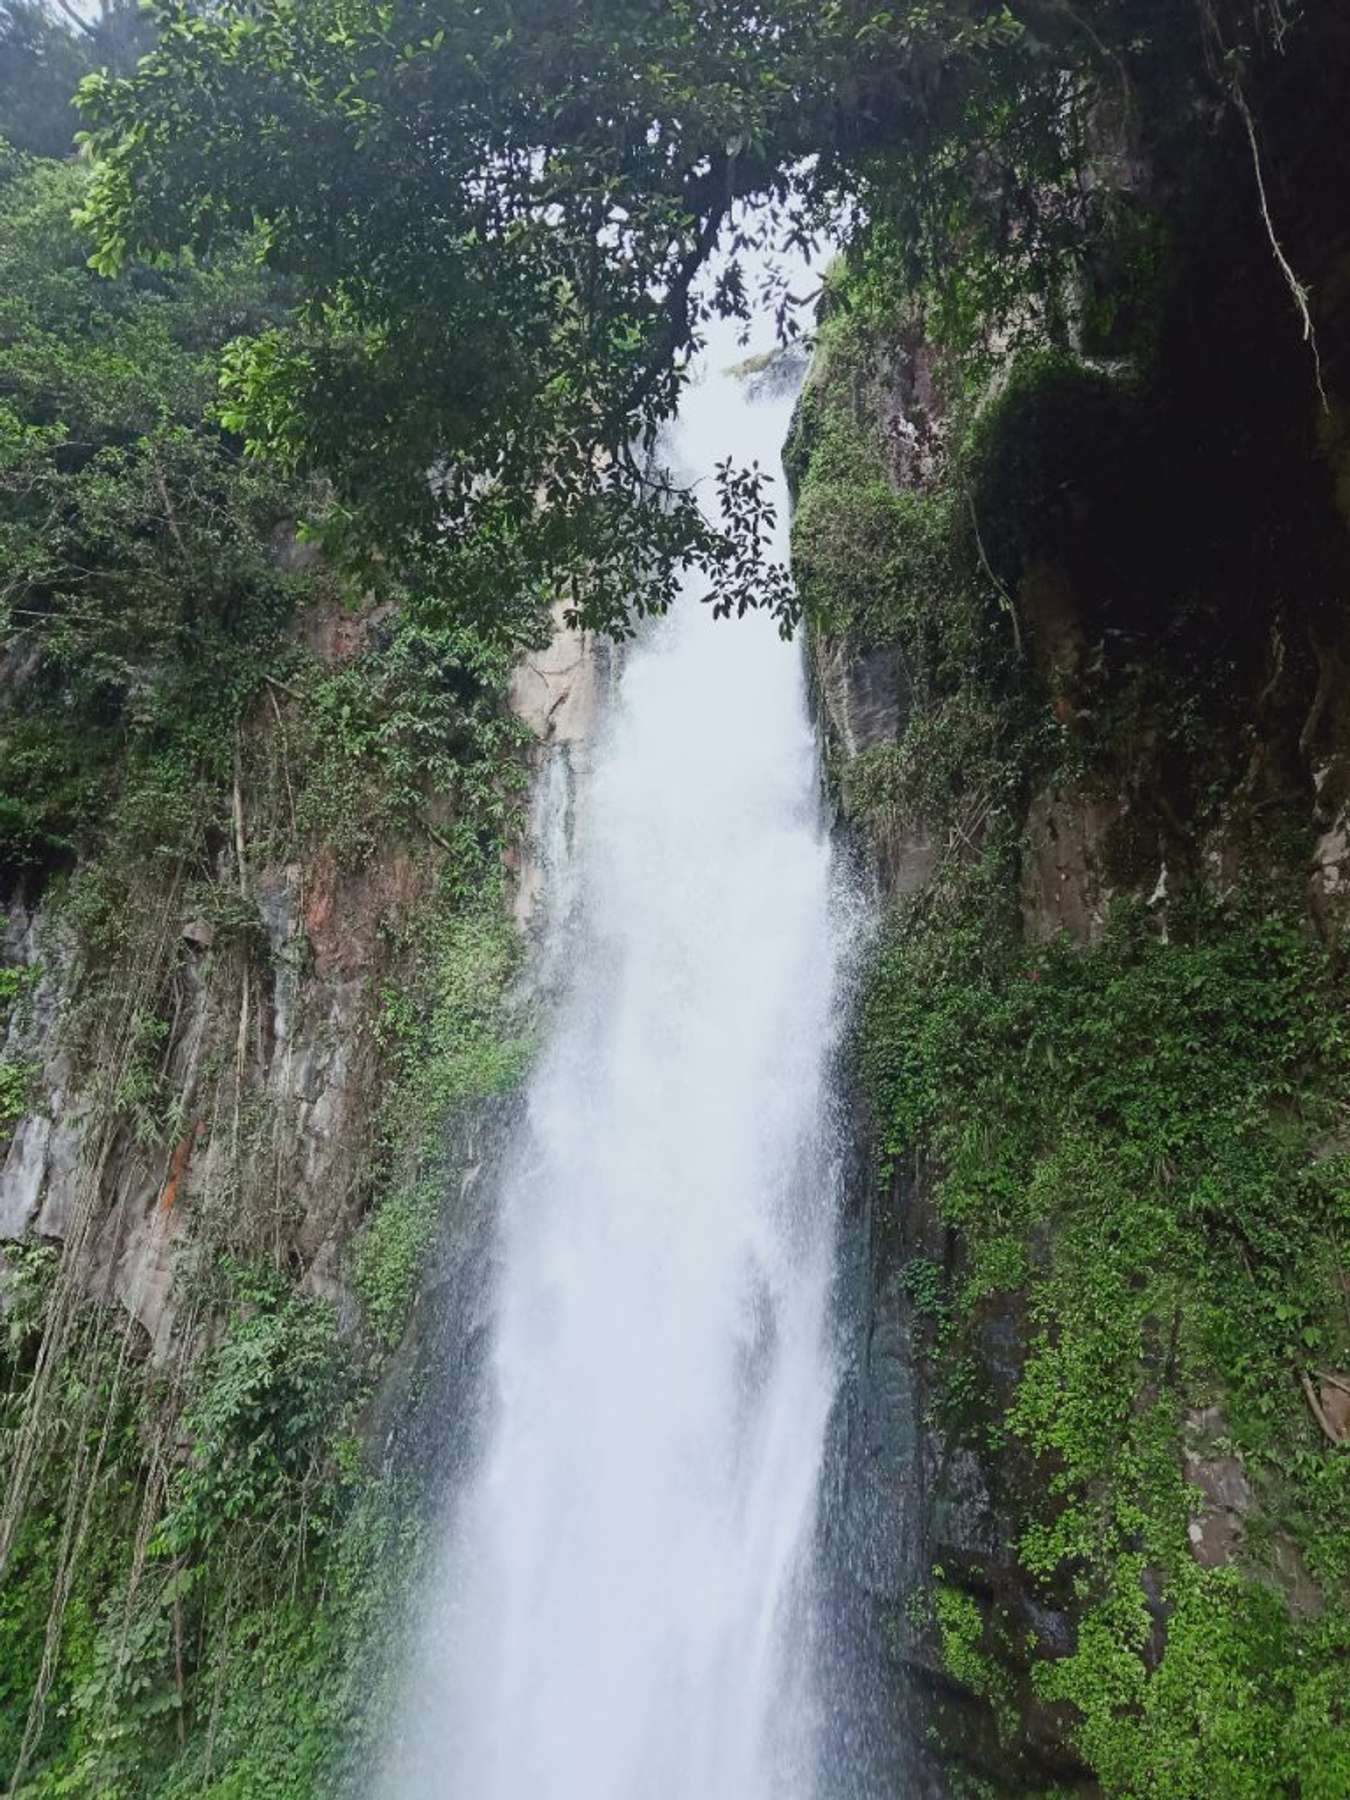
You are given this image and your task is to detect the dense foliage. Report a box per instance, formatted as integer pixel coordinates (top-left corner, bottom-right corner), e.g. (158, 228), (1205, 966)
(0, 156), (301, 885)
(0, 96), (533, 1797)
(871, 898), (1350, 1797)
(1, 0), (1346, 1793)
(793, 80), (1350, 1783)
(73, 0), (1308, 639)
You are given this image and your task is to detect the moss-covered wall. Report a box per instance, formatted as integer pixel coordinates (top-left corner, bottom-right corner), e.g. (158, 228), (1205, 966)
(0, 153), (549, 1792)
(0, 582), (538, 1794)
(795, 14), (1350, 1791)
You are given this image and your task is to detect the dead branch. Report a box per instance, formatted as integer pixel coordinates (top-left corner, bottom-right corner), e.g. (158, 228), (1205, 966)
(1301, 1370), (1346, 1446)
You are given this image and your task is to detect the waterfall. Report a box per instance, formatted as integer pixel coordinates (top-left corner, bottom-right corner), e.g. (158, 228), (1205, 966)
(382, 277), (852, 1800)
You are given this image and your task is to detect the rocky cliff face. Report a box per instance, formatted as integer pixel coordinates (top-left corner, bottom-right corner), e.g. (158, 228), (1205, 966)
(2, 604), (432, 1359)
(801, 16), (1350, 1792)
(2, 836), (404, 1358)
(0, 559), (607, 1790)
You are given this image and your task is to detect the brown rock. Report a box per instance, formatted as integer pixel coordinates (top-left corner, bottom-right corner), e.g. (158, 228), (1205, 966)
(1021, 788), (1121, 944)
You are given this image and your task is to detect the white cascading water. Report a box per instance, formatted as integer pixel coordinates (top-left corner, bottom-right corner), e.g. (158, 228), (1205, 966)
(382, 269), (852, 1800)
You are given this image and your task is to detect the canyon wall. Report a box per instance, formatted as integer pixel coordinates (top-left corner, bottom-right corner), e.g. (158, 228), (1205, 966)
(801, 13), (1350, 1792)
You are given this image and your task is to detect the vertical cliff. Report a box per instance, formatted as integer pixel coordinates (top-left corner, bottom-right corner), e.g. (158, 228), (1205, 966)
(798, 9), (1350, 1794)
(0, 586), (550, 1792)
(0, 152), (592, 1793)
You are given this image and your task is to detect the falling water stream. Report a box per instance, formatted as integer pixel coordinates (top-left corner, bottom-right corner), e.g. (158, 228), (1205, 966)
(382, 275), (853, 1800)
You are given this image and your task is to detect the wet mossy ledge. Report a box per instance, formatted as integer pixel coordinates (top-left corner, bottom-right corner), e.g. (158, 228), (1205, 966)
(793, 67), (1350, 1800)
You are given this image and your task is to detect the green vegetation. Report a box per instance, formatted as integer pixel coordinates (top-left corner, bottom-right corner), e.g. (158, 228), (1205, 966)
(0, 91), (534, 1795)
(0, 147), (536, 891)
(2, 0), (1345, 1791)
(788, 268), (1051, 861)
(931, 1573), (1019, 1745)
(0, 1252), (419, 1797)
(866, 902), (1350, 1529)
(0, 809), (530, 1791)
(792, 76), (1350, 1782)
(1, 852), (526, 1793)
(73, 0), (1302, 639)
(848, 666), (1350, 1793)
(0, 931), (36, 1142)
(0, 153), (302, 887)
(357, 889), (531, 1346)
(1042, 1570), (1350, 1800)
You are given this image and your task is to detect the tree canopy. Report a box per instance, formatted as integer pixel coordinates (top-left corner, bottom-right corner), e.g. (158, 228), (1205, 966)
(65, 0), (1318, 638)
(0, 154), (304, 879)
(0, 0), (148, 161)
(72, 0), (1043, 637)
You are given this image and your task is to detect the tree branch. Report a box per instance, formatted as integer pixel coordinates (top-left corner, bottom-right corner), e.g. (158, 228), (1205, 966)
(49, 0), (98, 37)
